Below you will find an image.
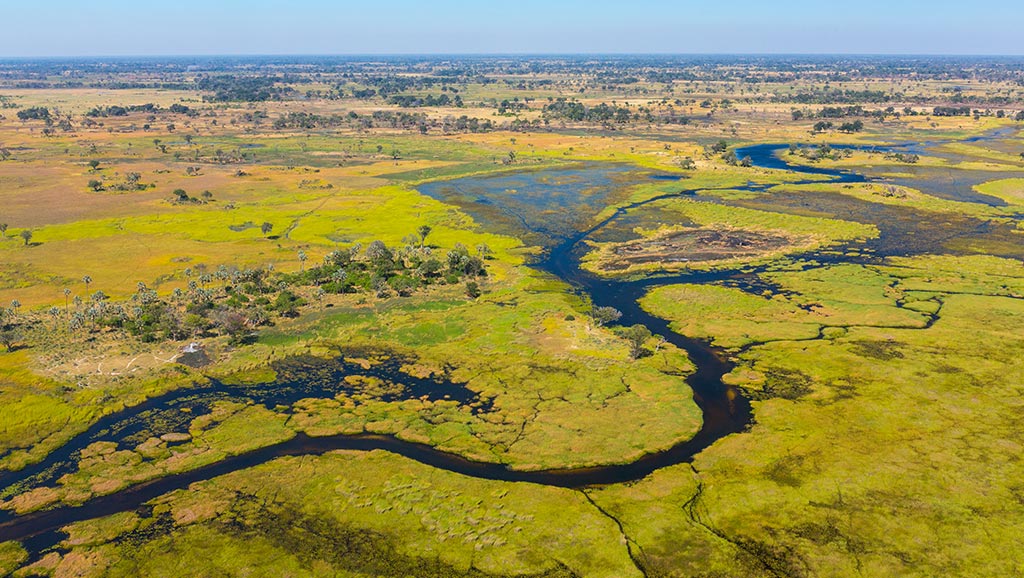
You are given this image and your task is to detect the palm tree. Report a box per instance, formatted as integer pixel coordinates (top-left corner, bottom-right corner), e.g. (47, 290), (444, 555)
(0, 223), (7, 238)
(417, 225), (432, 248)
(298, 250), (308, 272)
(63, 288), (71, 314)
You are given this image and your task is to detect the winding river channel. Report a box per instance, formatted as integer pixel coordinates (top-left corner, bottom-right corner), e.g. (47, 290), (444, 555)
(1, 132), (1018, 551)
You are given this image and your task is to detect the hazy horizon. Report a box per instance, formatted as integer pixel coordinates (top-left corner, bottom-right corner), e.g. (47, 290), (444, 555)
(2, 0), (1022, 57)
(3, 52), (1024, 60)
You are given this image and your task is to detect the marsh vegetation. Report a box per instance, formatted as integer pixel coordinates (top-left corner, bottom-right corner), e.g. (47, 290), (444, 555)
(0, 55), (1022, 577)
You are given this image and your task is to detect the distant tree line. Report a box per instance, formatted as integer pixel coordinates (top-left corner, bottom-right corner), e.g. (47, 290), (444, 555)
(388, 94), (463, 108)
(931, 106), (973, 117)
(543, 98), (640, 123)
(778, 89), (898, 105)
(270, 111), (494, 134)
(197, 75), (298, 102)
(16, 106), (51, 121)
(85, 103), (195, 117)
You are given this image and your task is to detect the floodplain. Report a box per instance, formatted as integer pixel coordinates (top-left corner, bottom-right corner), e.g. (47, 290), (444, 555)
(0, 55), (1022, 577)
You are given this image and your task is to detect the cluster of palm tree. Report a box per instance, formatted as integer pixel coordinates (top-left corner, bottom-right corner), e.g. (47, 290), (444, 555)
(284, 227), (490, 301)
(0, 227), (491, 354)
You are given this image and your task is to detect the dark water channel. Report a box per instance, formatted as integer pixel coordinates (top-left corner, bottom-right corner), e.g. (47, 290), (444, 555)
(2, 131), (1020, 549)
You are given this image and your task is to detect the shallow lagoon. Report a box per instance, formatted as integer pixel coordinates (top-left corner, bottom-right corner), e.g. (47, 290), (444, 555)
(417, 163), (676, 246)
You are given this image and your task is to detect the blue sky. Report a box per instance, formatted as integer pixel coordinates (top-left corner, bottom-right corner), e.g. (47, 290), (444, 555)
(1, 0), (1021, 56)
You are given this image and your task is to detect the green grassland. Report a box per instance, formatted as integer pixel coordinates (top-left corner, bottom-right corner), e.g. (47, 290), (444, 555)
(634, 254), (1024, 576)
(8, 451), (641, 578)
(16, 250), (1024, 576)
(975, 177), (1024, 206)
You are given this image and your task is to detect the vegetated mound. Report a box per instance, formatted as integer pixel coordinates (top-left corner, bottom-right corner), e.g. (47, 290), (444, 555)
(595, 226), (807, 273)
(609, 228), (794, 268)
(580, 197), (878, 277)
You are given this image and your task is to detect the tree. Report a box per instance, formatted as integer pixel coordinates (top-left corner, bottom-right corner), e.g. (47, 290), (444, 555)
(401, 233), (420, 249)
(297, 250), (308, 272)
(366, 240), (394, 269)
(82, 275), (92, 292)
(417, 225), (432, 248)
(261, 222), (274, 237)
(838, 120), (864, 133)
(465, 281), (482, 299)
(417, 258), (442, 278)
(88, 160), (100, 171)
(326, 247), (356, 267)
(812, 121), (833, 133)
(0, 329), (19, 352)
(19, 230), (32, 246)
(0, 223), (7, 238)
(389, 275), (418, 297)
(312, 287), (326, 309)
(211, 309), (250, 345)
(618, 324), (653, 359)
(591, 306), (622, 327)
(87, 179), (104, 192)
